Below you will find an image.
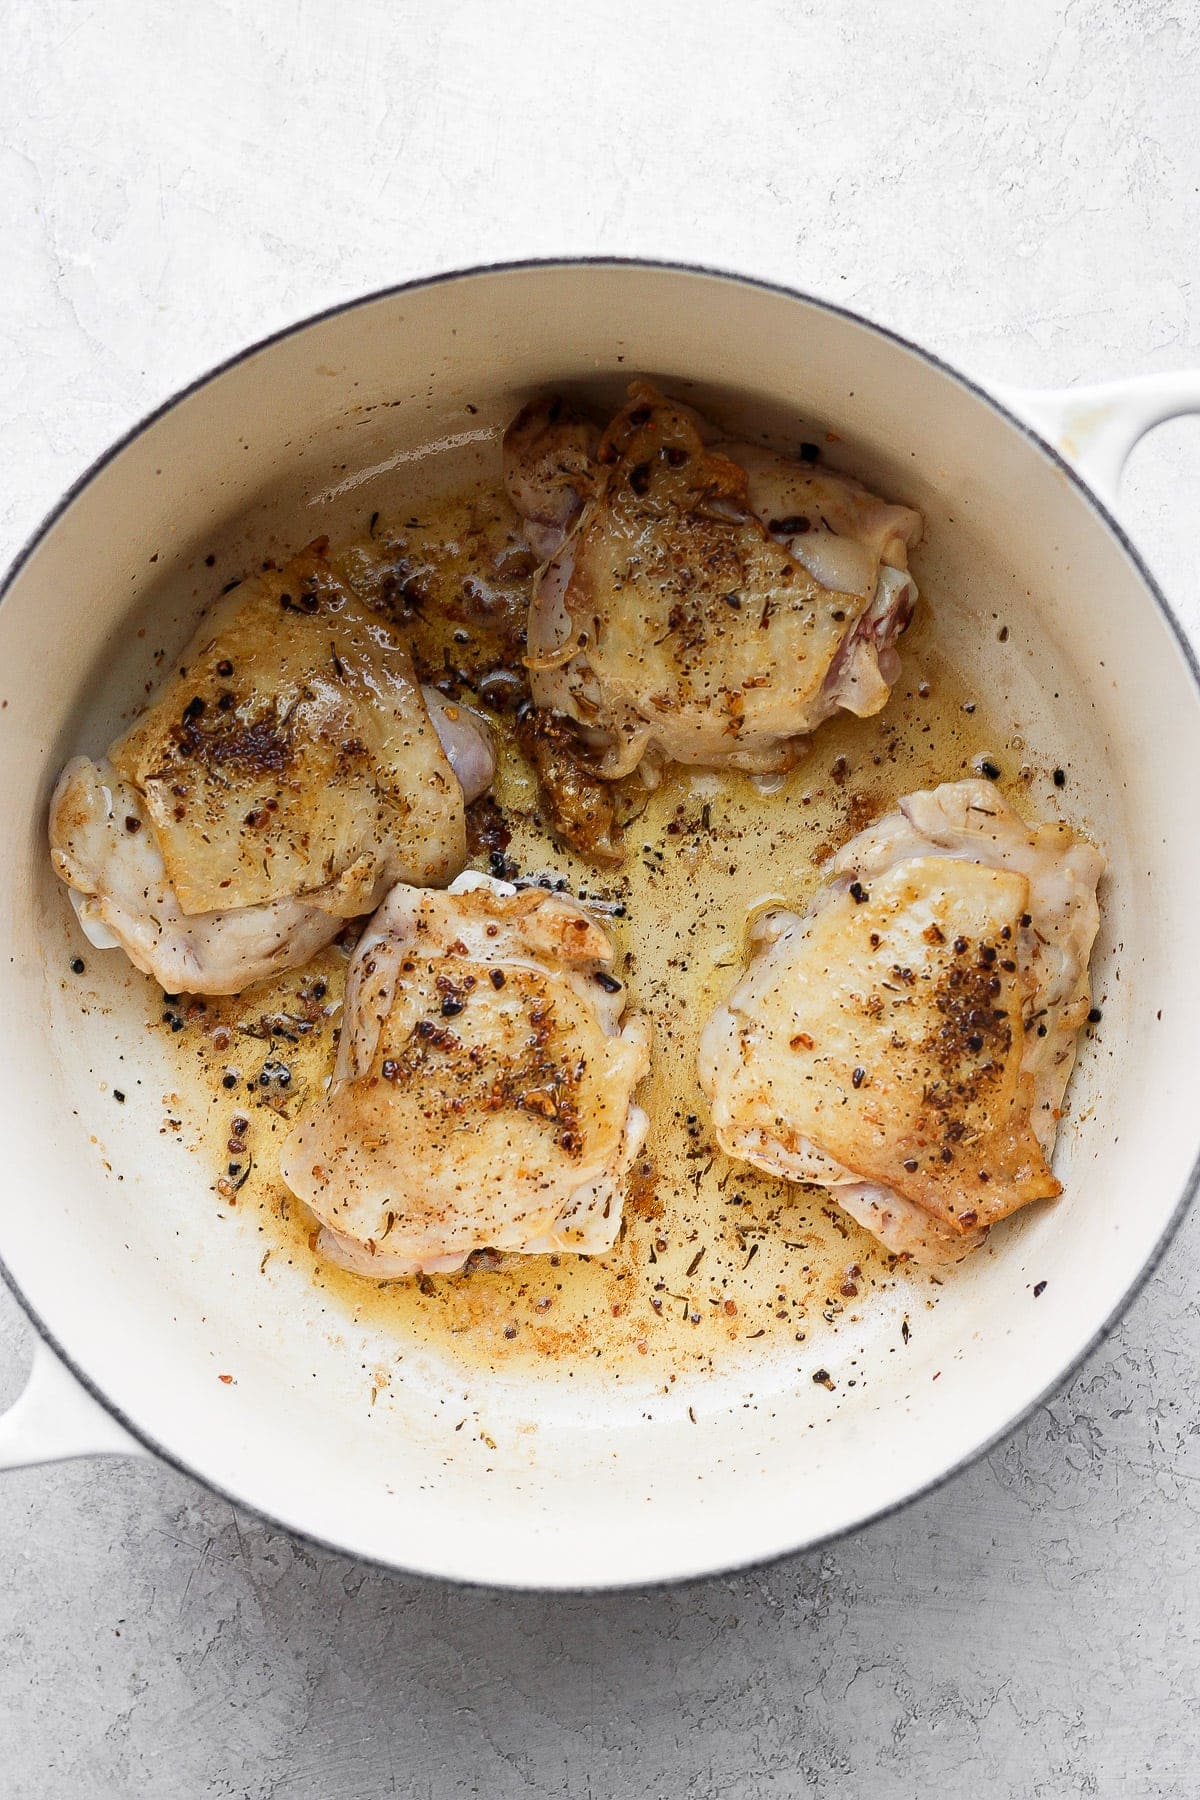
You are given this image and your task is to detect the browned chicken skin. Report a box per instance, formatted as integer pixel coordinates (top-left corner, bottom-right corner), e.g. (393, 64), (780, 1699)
(49, 545), (494, 994)
(504, 384), (922, 782)
(699, 782), (1104, 1263)
(280, 874), (651, 1276)
(513, 705), (624, 865)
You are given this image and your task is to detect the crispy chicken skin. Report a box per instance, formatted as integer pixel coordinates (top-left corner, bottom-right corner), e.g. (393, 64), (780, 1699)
(698, 782), (1104, 1262)
(503, 384), (921, 780)
(280, 874), (652, 1277)
(513, 704), (624, 865)
(49, 545), (494, 995)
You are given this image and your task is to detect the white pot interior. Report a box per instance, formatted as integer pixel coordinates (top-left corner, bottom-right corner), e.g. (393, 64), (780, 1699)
(3, 264), (1197, 1587)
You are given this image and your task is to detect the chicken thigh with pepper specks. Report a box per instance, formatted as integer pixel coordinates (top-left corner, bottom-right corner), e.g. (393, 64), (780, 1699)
(699, 782), (1104, 1262)
(49, 544), (494, 995)
(503, 384), (921, 780)
(280, 873), (651, 1277)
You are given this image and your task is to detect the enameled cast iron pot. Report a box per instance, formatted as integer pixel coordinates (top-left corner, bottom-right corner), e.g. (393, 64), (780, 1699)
(1, 261), (1198, 1589)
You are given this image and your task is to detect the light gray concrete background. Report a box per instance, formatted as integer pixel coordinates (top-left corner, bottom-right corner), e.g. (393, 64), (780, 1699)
(3, 1), (1199, 1793)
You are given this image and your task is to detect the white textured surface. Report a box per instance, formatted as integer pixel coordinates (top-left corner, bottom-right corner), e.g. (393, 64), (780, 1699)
(3, 1), (1200, 1793)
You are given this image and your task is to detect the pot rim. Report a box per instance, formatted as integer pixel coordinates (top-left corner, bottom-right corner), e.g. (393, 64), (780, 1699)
(3, 254), (1198, 1593)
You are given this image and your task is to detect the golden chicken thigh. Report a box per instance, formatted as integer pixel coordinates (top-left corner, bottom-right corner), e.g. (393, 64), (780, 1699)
(280, 875), (651, 1277)
(504, 384), (921, 780)
(699, 782), (1104, 1262)
(49, 545), (493, 994)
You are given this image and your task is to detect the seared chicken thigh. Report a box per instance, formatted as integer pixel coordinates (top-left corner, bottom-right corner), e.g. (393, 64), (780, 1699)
(280, 874), (651, 1277)
(504, 385), (921, 779)
(50, 545), (493, 995)
(699, 782), (1104, 1262)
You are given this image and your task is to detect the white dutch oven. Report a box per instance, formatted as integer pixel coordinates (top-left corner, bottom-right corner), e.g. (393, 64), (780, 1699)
(1, 262), (1197, 1590)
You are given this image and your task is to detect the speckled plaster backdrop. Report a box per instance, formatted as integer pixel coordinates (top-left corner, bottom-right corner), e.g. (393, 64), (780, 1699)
(2, 1), (1199, 1794)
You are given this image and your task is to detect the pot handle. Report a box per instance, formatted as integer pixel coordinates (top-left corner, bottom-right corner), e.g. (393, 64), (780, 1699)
(0, 1337), (145, 1470)
(999, 371), (1200, 509)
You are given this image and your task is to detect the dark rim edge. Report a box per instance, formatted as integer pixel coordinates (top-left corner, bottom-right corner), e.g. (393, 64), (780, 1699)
(1, 253), (1198, 1596)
